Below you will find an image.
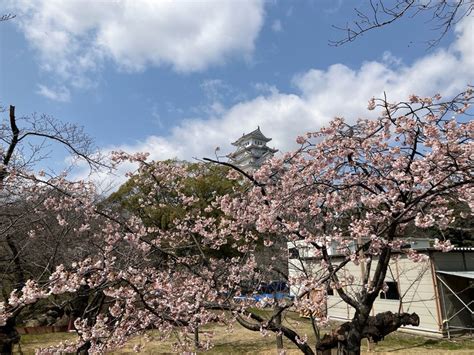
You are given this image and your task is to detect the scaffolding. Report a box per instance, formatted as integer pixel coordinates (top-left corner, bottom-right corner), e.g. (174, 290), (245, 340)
(436, 270), (474, 338)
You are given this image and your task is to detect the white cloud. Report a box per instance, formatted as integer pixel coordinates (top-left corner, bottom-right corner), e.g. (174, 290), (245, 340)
(121, 17), (472, 155)
(9, 0), (265, 87)
(150, 104), (163, 128)
(271, 20), (282, 32)
(254, 82), (278, 95)
(76, 15), (473, 190)
(324, 0), (343, 14)
(36, 84), (71, 102)
(200, 79), (232, 102)
(381, 51), (403, 67)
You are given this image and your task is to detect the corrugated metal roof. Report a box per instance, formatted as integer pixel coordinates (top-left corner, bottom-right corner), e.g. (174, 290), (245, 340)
(436, 270), (474, 279)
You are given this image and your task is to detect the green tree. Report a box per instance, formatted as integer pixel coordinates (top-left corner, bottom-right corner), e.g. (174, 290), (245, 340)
(108, 160), (243, 258)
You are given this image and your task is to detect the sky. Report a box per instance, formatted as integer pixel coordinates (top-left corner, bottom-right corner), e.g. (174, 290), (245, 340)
(0, 0), (473, 186)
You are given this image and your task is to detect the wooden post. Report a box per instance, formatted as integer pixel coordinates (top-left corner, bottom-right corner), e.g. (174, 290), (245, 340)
(275, 311), (283, 351)
(194, 325), (199, 350)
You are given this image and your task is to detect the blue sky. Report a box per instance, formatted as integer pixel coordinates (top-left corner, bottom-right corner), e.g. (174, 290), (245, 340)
(1, 0), (472, 181)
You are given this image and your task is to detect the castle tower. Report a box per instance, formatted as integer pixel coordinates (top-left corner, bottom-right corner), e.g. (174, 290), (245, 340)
(227, 127), (278, 172)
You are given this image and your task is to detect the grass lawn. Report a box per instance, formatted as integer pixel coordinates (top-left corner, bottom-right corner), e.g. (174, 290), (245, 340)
(15, 312), (474, 354)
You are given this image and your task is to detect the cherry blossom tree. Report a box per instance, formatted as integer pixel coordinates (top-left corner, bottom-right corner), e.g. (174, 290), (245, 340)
(0, 89), (472, 355)
(0, 150), (260, 353)
(0, 105), (105, 352)
(209, 88), (473, 354)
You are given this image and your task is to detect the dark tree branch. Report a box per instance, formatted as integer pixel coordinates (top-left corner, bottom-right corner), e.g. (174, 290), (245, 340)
(235, 313), (315, 355)
(330, 0), (473, 47)
(1, 106), (20, 181)
(0, 13), (15, 22)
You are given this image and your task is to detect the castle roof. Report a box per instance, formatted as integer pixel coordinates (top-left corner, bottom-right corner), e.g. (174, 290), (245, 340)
(226, 145), (278, 159)
(231, 126), (272, 146)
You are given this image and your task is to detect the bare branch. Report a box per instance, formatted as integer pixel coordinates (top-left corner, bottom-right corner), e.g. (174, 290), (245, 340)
(330, 0), (474, 47)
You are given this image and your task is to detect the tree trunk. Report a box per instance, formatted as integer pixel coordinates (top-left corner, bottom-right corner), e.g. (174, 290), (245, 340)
(5, 235), (26, 290)
(0, 317), (20, 354)
(76, 340), (91, 354)
(338, 327), (362, 355)
(0, 238), (25, 354)
(317, 312), (419, 354)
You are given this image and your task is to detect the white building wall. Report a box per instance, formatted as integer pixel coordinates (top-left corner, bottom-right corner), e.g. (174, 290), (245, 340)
(288, 251), (442, 336)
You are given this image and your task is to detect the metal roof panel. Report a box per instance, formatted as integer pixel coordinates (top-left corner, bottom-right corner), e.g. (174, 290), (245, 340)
(436, 270), (474, 279)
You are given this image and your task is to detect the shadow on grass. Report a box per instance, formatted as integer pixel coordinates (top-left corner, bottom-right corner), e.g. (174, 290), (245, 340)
(386, 339), (438, 352)
(385, 337), (470, 352)
(207, 336), (275, 354)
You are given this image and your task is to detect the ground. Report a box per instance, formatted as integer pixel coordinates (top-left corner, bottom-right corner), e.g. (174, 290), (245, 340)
(14, 312), (474, 354)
